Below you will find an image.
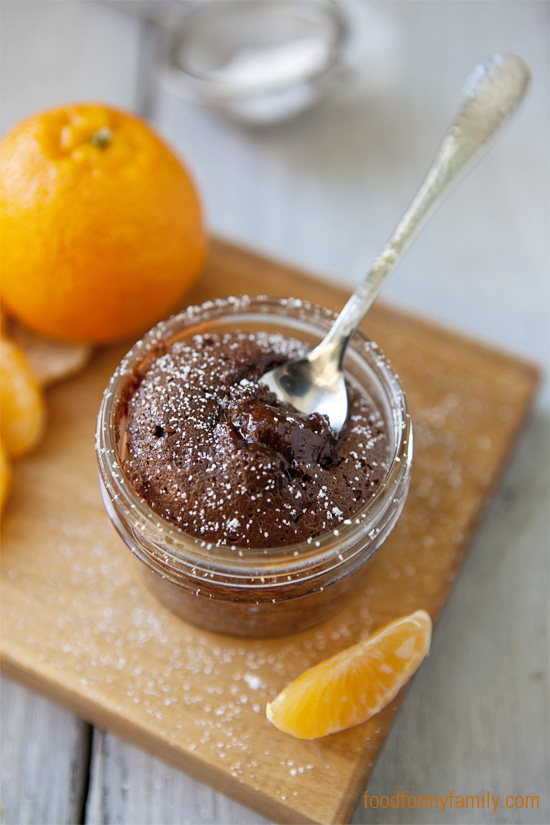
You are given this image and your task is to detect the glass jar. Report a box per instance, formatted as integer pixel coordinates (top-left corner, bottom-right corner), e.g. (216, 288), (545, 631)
(96, 296), (412, 637)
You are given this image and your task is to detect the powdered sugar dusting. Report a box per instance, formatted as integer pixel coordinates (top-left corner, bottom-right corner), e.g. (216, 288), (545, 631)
(123, 332), (389, 548)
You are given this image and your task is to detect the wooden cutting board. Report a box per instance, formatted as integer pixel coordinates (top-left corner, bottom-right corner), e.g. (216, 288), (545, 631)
(0, 238), (539, 825)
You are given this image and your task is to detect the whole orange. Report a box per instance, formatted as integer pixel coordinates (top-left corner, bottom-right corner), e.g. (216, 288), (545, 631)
(0, 103), (207, 343)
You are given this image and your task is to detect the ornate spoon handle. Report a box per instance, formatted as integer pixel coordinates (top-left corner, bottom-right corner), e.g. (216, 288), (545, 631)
(315, 53), (531, 373)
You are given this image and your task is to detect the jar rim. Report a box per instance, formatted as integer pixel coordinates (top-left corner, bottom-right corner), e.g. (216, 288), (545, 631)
(96, 295), (412, 580)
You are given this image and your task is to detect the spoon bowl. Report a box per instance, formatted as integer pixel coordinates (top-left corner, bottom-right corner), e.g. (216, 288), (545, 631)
(261, 342), (348, 432)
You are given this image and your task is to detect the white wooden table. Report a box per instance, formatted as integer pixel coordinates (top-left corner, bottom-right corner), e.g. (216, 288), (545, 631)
(1, 2), (548, 823)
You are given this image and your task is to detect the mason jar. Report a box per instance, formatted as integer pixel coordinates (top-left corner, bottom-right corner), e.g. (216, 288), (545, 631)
(96, 295), (412, 637)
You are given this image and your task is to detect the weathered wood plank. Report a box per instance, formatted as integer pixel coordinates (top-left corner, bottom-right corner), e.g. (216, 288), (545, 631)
(0, 676), (92, 825)
(85, 729), (271, 825)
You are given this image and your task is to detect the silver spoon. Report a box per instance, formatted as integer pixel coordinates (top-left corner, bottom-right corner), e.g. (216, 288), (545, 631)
(260, 53), (531, 432)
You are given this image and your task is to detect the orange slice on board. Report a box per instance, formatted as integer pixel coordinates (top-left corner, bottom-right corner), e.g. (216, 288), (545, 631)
(266, 609), (432, 739)
(0, 439), (11, 514)
(0, 337), (46, 458)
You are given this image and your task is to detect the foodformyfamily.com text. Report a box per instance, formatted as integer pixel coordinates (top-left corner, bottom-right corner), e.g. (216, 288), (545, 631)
(363, 791), (539, 812)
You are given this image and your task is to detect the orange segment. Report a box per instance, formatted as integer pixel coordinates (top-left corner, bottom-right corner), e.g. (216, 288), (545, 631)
(0, 338), (46, 458)
(7, 317), (92, 386)
(266, 609), (432, 739)
(0, 439), (11, 514)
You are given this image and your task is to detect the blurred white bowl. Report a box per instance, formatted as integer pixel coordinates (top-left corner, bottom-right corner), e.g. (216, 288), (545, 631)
(158, 0), (348, 124)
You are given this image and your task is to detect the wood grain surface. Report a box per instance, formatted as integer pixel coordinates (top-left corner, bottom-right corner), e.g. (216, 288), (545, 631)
(0, 238), (539, 825)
